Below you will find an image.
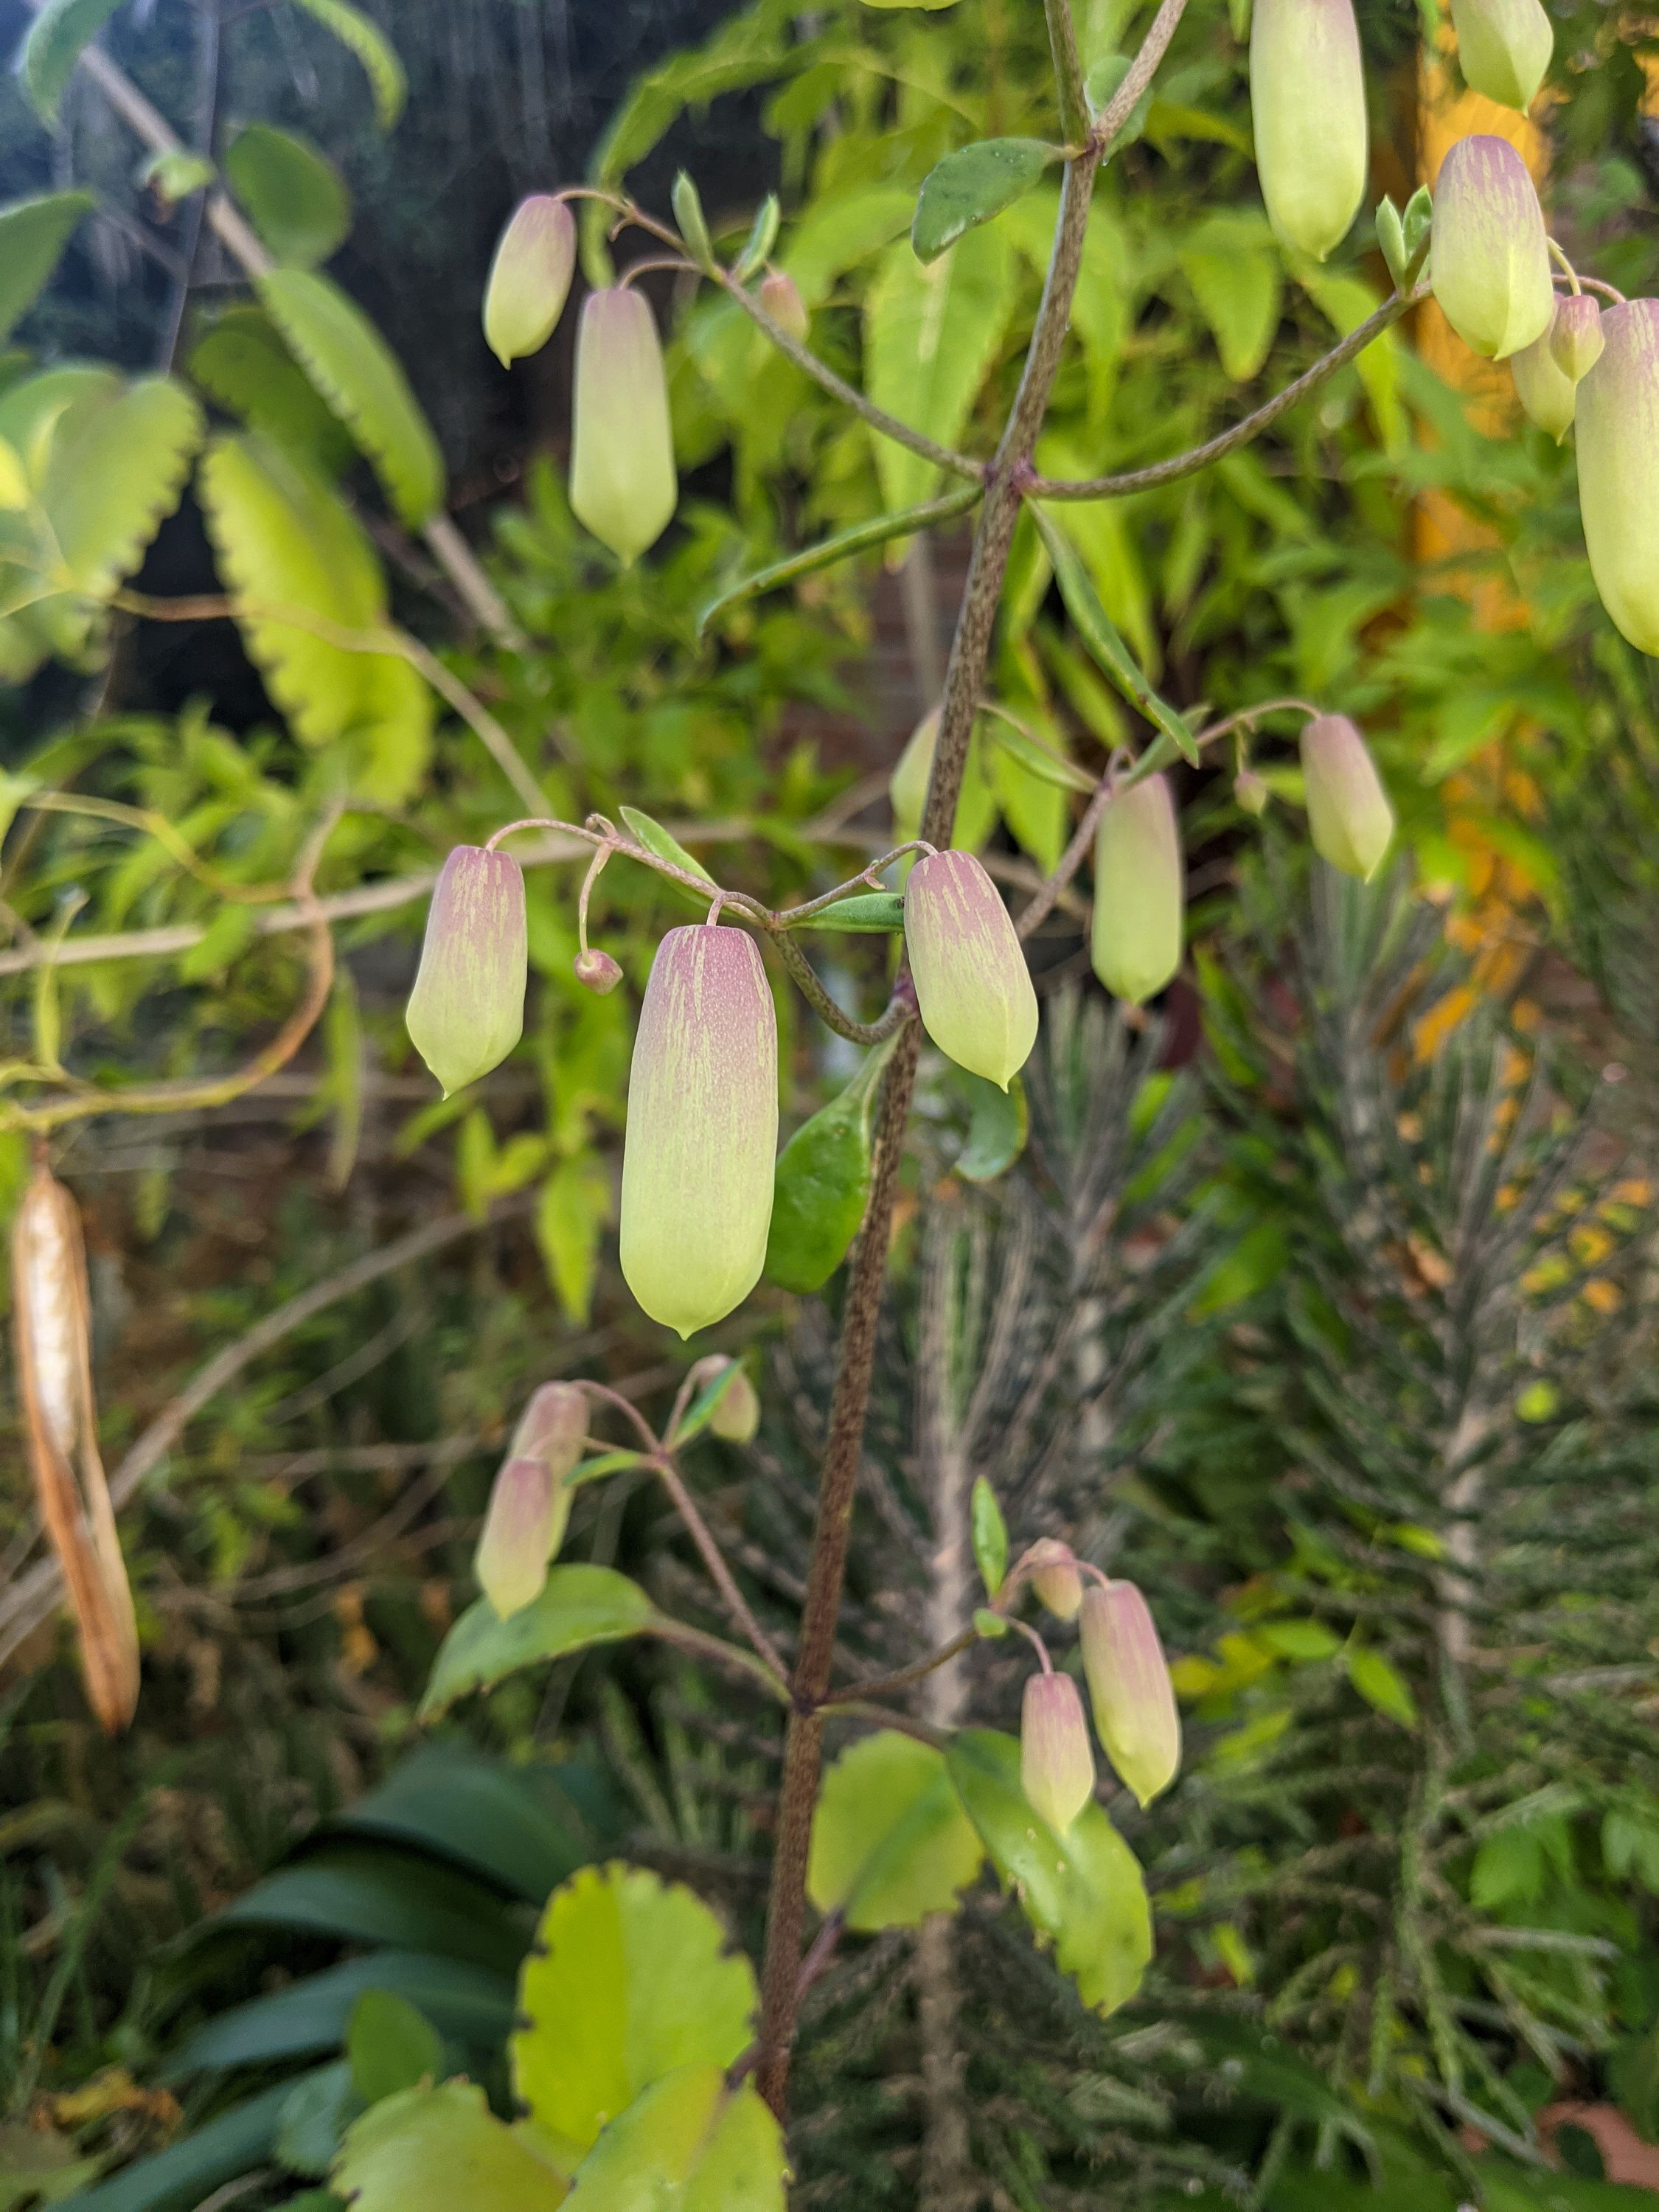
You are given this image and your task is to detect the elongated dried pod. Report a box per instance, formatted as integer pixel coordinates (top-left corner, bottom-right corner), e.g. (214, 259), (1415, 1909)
(12, 1161), (139, 1732)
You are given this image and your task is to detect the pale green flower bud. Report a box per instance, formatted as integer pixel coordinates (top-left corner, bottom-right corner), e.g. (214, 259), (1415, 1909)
(1511, 308), (1578, 442)
(406, 846), (526, 1096)
(1429, 134), (1553, 361)
(1026, 1538), (1083, 1621)
(620, 925), (779, 1337)
(483, 195), (576, 367)
(1549, 293), (1604, 383)
(904, 850), (1038, 1091)
(504, 1380), (586, 1568)
(1090, 773), (1183, 1007)
(1234, 768), (1271, 817)
(1250, 0), (1368, 263)
(571, 287), (677, 563)
(475, 1455), (554, 1618)
(1576, 299), (1659, 658)
(1301, 714), (1394, 881)
(1450, 0), (1551, 111)
(889, 708), (998, 851)
(574, 947), (623, 995)
(1020, 1670), (1096, 1834)
(710, 1363), (761, 1442)
(759, 270), (809, 344)
(1079, 1579), (1180, 1807)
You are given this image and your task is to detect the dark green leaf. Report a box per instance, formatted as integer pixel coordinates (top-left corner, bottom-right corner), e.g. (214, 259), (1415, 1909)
(763, 1037), (896, 1294)
(164, 1952), (512, 2078)
(347, 1990), (442, 2106)
(275, 2062), (361, 2179)
(0, 192), (94, 345)
(911, 138), (1057, 265)
(189, 306), (355, 475)
(289, 0), (406, 130)
(616, 804), (715, 885)
(20, 0), (122, 122)
(697, 483), (981, 635)
(793, 891), (907, 934)
(1033, 504), (1199, 764)
(955, 1071), (1028, 1183)
(807, 1731), (984, 1929)
(971, 1477), (1008, 1597)
(420, 1565), (658, 1720)
(946, 1728), (1152, 2014)
(225, 125), (351, 268)
(60, 2073), (324, 2212)
(206, 1845), (526, 1978)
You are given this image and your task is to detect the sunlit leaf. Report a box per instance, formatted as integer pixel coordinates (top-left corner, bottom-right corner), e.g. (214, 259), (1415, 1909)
(808, 1731), (984, 1930)
(333, 2081), (566, 2212)
(563, 2066), (786, 2211)
(419, 1565), (657, 1720)
(866, 222), (1015, 512)
(911, 139), (1057, 265)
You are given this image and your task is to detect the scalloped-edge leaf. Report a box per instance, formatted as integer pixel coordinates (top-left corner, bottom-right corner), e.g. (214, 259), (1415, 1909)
(225, 124), (351, 268)
(198, 430), (431, 801)
(189, 305), (355, 475)
(563, 2066), (786, 2211)
(41, 374), (204, 598)
(289, 0), (407, 131)
(513, 1863), (757, 2155)
(808, 1731), (984, 1930)
(946, 1728), (1152, 2014)
(20, 0), (122, 122)
(419, 1565), (657, 1720)
(257, 266), (444, 526)
(0, 192), (94, 342)
(333, 2081), (568, 2212)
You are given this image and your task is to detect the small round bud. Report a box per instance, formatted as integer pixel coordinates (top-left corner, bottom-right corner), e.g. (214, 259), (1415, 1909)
(483, 195), (577, 368)
(1020, 1671), (1096, 1834)
(1090, 773), (1183, 1007)
(1234, 768), (1270, 817)
(1079, 1579), (1180, 1807)
(475, 1455), (555, 1618)
(759, 270), (808, 344)
(1300, 714), (1394, 882)
(1026, 1539), (1083, 1621)
(1430, 135), (1554, 362)
(1450, 0), (1552, 111)
(1250, 0), (1368, 263)
(1511, 310), (1579, 443)
(571, 288), (677, 563)
(1576, 299), (1659, 658)
(406, 846), (526, 1096)
(709, 1364), (760, 1443)
(1549, 293), (1604, 383)
(904, 849), (1038, 1092)
(574, 947), (623, 995)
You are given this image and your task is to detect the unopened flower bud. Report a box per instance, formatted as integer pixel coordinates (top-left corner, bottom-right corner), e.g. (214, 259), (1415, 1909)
(1091, 773), (1183, 1007)
(1549, 292), (1604, 383)
(574, 947), (623, 995)
(710, 1363), (760, 1442)
(1450, 0), (1552, 111)
(1079, 1579), (1180, 1807)
(406, 846), (526, 1096)
(1020, 1671), (1096, 1834)
(1576, 299), (1659, 658)
(483, 195), (577, 367)
(1026, 1539), (1083, 1621)
(759, 270), (808, 344)
(1250, 0), (1368, 262)
(1301, 714), (1394, 881)
(476, 1455), (555, 1618)
(1430, 135), (1553, 361)
(620, 925), (779, 1337)
(571, 288), (677, 563)
(1511, 310), (1578, 443)
(1234, 768), (1270, 817)
(509, 1381), (588, 1485)
(904, 849), (1038, 1091)
(889, 708), (997, 851)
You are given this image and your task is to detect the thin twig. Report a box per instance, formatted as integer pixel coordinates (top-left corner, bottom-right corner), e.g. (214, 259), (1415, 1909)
(654, 1453), (789, 1683)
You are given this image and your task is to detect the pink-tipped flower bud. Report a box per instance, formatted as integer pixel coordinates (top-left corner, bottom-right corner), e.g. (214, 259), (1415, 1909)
(483, 195), (577, 367)
(574, 947), (623, 995)
(1450, 0), (1552, 111)
(1020, 1671), (1096, 1834)
(571, 288), (677, 563)
(1576, 299), (1659, 658)
(1300, 714), (1394, 881)
(620, 925), (779, 1338)
(759, 270), (808, 344)
(1026, 1539), (1083, 1621)
(509, 1381), (588, 1482)
(904, 849), (1038, 1092)
(1090, 773), (1184, 1007)
(1079, 1579), (1180, 1807)
(1549, 293), (1604, 383)
(1430, 135), (1554, 361)
(1234, 768), (1270, 817)
(1511, 307), (1579, 443)
(889, 708), (998, 851)
(1250, 0), (1368, 262)
(406, 846), (526, 1096)
(709, 1363), (761, 1443)
(475, 1455), (556, 1618)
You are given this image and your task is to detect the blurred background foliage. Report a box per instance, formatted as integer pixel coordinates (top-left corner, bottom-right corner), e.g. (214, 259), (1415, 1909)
(0, 0), (1657, 2204)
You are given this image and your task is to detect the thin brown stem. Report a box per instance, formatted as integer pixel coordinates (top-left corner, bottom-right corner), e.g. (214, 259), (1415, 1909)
(819, 1627), (981, 1707)
(653, 1452), (789, 1683)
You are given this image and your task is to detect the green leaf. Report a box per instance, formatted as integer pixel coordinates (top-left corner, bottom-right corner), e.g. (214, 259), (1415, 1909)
(535, 1153), (611, 1325)
(793, 891), (907, 934)
(189, 305), (355, 475)
(667, 1359), (745, 1447)
(139, 149), (216, 205)
(290, 0), (407, 130)
(697, 481), (981, 634)
(1298, 266), (1405, 452)
(979, 712), (1096, 794)
(1178, 218), (1282, 382)
(1032, 504), (1198, 764)
(563, 2066), (785, 2211)
(225, 125), (351, 268)
(512, 1863), (756, 2154)
(861, 0), (960, 10)
(955, 1070), (1028, 1183)
(865, 222), (1015, 512)
(276, 2061), (360, 2178)
(946, 1728), (1152, 2014)
(60, 2074), (319, 2212)
(166, 1952), (513, 2076)
(616, 804), (716, 885)
(19, 0), (122, 122)
(206, 1845), (526, 1978)
(671, 172), (714, 268)
(0, 194), (94, 341)
(1345, 1645), (1419, 1728)
(347, 1990), (442, 2106)
(731, 192), (780, 282)
(257, 266), (444, 526)
(912, 139), (1057, 265)
(333, 2082), (567, 2212)
(763, 1037), (896, 1294)
(808, 1731), (984, 1930)
(1084, 54), (1156, 145)
(39, 373), (204, 599)
(970, 1477), (1008, 1597)
(197, 431), (432, 801)
(419, 1565), (658, 1720)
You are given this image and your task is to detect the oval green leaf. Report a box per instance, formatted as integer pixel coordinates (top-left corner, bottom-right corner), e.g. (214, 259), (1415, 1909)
(808, 1731), (984, 1930)
(911, 138), (1057, 265)
(226, 125), (352, 268)
(617, 804), (716, 886)
(0, 192), (94, 345)
(955, 1070), (1029, 1183)
(563, 2065), (786, 2211)
(20, 0), (122, 122)
(419, 1564), (657, 1720)
(793, 891), (908, 934)
(333, 2081), (567, 2212)
(346, 1989), (442, 2107)
(763, 1040), (898, 1294)
(970, 1476), (1008, 1599)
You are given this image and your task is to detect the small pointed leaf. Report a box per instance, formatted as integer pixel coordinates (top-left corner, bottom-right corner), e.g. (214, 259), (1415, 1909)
(1033, 505), (1198, 763)
(418, 1565), (657, 1719)
(971, 1476), (1008, 1597)
(617, 805), (715, 886)
(0, 192), (94, 344)
(911, 138), (1057, 265)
